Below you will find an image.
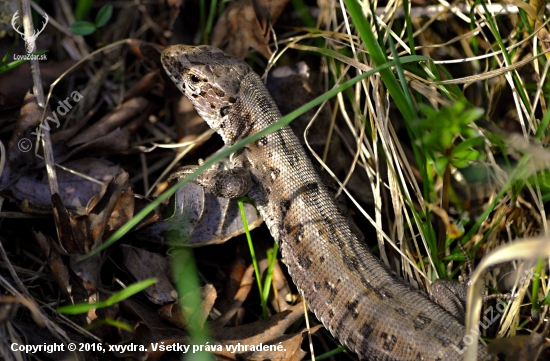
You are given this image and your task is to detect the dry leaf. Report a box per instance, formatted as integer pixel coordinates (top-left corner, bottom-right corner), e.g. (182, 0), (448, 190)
(211, 0), (290, 59)
(117, 299), (188, 360)
(121, 245), (178, 305)
(67, 97), (153, 148)
(9, 158), (119, 212)
(159, 284), (217, 328)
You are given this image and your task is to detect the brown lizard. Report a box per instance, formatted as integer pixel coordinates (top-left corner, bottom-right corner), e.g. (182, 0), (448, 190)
(161, 44), (493, 361)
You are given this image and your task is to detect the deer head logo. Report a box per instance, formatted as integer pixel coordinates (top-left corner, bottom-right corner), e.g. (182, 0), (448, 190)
(11, 11), (49, 53)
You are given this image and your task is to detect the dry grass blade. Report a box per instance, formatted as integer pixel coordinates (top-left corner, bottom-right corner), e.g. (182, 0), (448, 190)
(432, 51), (550, 85)
(465, 238), (550, 361)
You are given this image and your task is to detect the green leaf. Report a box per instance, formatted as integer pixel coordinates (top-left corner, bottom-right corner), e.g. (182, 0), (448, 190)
(462, 107), (484, 123)
(75, 0), (94, 21)
(440, 131), (454, 150)
(95, 5), (113, 28)
(452, 137), (484, 155)
(452, 148), (480, 161)
(451, 159), (470, 169)
(70, 21), (96, 35)
(434, 156), (449, 175)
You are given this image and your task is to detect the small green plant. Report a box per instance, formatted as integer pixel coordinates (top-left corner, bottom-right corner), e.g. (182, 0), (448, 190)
(415, 102), (485, 176)
(413, 102), (486, 263)
(70, 4), (112, 36)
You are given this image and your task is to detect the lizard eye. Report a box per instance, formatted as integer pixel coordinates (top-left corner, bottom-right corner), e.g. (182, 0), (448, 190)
(190, 74), (200, 83)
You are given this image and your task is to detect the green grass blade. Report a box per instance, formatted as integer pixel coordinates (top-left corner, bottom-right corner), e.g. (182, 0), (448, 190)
(388, 34), (415, 117)
(475, 0), (531, 114)
(57, 301), (107, 315)
(105, 278), (158, 305)
(402, 0), (415, 56)
(1, 39), (18, 67)
(171, 247), (212, 361)
(0, 50), (48, 73)
(237, 198), (266, 317)
(306, 345), (346, 360)
(85, 318), (134, 332)
(204, 0), (219, 43)
(536, 102), (550, 139)
(343, 0), (416, 123)
(57, 278), (158, 314)
(262, 243), (279, 310)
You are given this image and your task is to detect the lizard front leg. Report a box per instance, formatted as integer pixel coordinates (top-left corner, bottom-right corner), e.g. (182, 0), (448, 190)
(169, 162), (252, 199)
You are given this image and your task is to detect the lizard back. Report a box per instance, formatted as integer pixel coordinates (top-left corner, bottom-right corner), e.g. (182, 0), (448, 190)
(161, 44), (492, 361)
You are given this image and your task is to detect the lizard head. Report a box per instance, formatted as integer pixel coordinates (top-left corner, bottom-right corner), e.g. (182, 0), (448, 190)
(161, 45), (250, 133)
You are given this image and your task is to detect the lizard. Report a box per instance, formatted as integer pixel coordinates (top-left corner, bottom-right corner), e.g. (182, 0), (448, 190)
(161, 44), (494, 361)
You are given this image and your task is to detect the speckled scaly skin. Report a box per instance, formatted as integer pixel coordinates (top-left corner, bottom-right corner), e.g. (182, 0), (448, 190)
(161, 44), (492, 361)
